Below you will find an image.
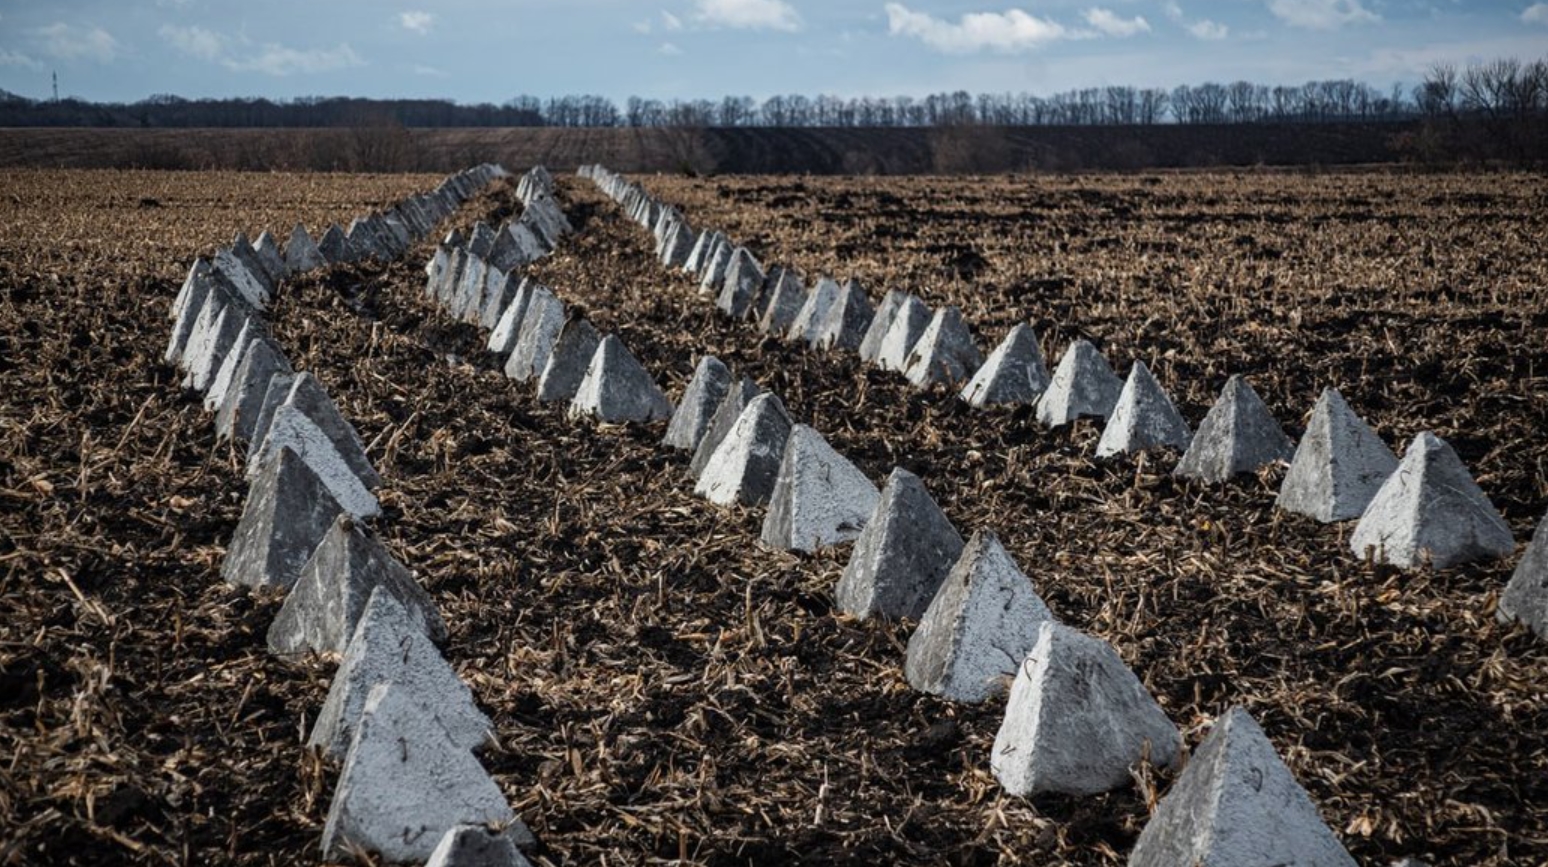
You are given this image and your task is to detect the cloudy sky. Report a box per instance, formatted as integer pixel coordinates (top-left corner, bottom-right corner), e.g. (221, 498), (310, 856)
(0, 0), (1544, 104)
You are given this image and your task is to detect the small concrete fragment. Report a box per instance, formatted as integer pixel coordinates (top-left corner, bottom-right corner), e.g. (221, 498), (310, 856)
(814, 279), (875, 353)
(221, 447), (344, 591)
(903, 306), (983, 387)
(1035, 339), (1123, 428)
(874, 295), (932, 372)
(663, 356), (733, 453)
(249, 404), (380, 519)
(1349, 432), (1514, 570)
(306, 587), (480, 760)
(268, 514), (448, 657)
(905, 530), (1054, 703)
(1095, 361), (1192, 458)
(1175, 375), (1294, 482)
(1128, 707), (1357, 867)
(426, 825), (535, 867)
(569, 335), (673, 423)
(760, 425), (880, 553)
(321, 683), (514, 864)
(835, 467), (965, 621)
(857, 290), (905, 365)
(215, 336), (290, 443)
(960, 324), (1050, 408)
(487, 280), (534, 356)
(537, 318), (603, 404)
(756, 270), (807, 337)
(285, 224), (326, 274)
(694, 393), (794, 507)
(1276, 388), (1398, 522)
(787, 277), (841, 346)
(688, 377), (762, 479)
(991, 621), (1181, 796)
(504, 286), (565, 383)
(716, 247), (764, 320)
(1500, 511), (1548, 640)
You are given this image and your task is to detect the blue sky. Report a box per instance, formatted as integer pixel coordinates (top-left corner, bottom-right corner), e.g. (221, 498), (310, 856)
(1, 0), (1545, 104)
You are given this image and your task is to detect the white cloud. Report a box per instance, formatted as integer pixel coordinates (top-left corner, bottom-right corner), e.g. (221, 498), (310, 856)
(659, 41), (684, 55)
(1266, 0), (1378, 30)
(0, 48), (42, 70)
(35, 23), (120, 63)
(1162, 1), (1183, 21)
(1523, 3), (1548, 25)
(693, 0), (803, 31)
(885, 3), (1068, 52)
(1188, 18), (1229, 39)
(662, 10), (684, 30)
(224, 43), (364, 76)
(159, 24), (225, 61)
(398, 11), (434, 34)
(1084, 8), (1150, 36)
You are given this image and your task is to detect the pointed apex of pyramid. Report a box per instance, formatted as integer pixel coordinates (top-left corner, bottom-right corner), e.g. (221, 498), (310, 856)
(1350, 432), (1513, 569)
(875, 295), (932, 372)
(504, 286), (565, 383)
(757, 270), (807, 336)
(285, 224), (326, 274)
(487, 278), (534, 355)
(537, 317), (603, 404)
(663, 356), (733, 452)
(689, 376), (762, 479)
(1277, 388), (1398, 522)
(905, 530), (1055, 703)
(698, 241), (734, 297)
(1500, 511), (1548, 640)
(1096, 361), (1192, 458)
(316, 223), (354, 264)
(569, 335), (673, 423)
(1175, 375), (1294, 482)
(268, 513), (447, 657)
(694, 392), (794, 507)
(1130, 707), (1357, 867)
(221, 447), (344, 591)
(787, 277), (842, 345)
(321, 682), (513, 864)
(904, 306), (983, 387)
(960, 324), (1049, 408)
(760, 425), (880, 553)
(858, 290), (908, 364)
(426, 825), (535, 867)
(991, 621), (1180, 796)
(716, 247), (763, 320)
(836, 467), (965, 620)
(307, 586), (483, 760)
(813, 280), (875, 352)
(1035, 339), (1122, 428)
(215, 336), (290, 443)
(250, 403), (380, 519)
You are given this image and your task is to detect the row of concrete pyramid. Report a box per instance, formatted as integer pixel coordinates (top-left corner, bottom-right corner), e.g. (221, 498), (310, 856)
(165, 165), (537, 866)
(579, 165), (1548, 643)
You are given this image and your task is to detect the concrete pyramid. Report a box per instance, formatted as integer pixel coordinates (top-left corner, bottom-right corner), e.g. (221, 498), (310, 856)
(1096, 362), (1192, 458)
(285, 224), (326, 274)
(212, 247), (270, 309)
(716, 247), (764, 320)
(250, 404), (380, 519)
(487, 279), (534, 356)
(166, 260), (215, 364)
(215, 336), (290, 443)
(433, 249), (466, 305)
(221, 447), (345, 591)
(182, 297), (249, 393)
(760, 425), (880, 553)
(903, 306), (983, 387)
(466, 222), (496, 259)
(787, 277), (841, 346)
(694, 393), (794, 507)
(569, 335), (673, 423)
(1276, 388), (1398, 522)
(537, 317), (602, 404)
(661, 222), (696, 269)
(1128, 707), (1357, 867)
(253, 230), (286, 283)
(874, 295), (932, 372)
(305, 587), (477, 759)
(990, 621), (1181, 796)
(425, 825), (534, 867)
(230, 232), (277, 294)
(1499, 511), (1548, 639)
(479, 269), (518, 332)
(905, 530), (1054, 703)
(835, 467), (965, 621)
(959, 324), (1050, 408)
(858, 290), (906, 365)
(247, 372), (297, 454)
(1349, 432), (1513, 570)
(253, 373), (381, 490)
(1035, 339), (1123, 428)
(662, 356), (732, 452)
(746, 265), (785, 325)
(504, 286), (565, 383)
(1175, 375), (1294, 482)
(684, 230), (723, 274)
(346, 218), (387, 261)
(813, 279), (875, 353)
(321, 682), (514, 864)
(316, 223), (354, 264)
(698, 240), (734, 298)
(689, 376), (761, 479)
(450, 256), (489, 324)
(268, 514), (448, 657)
(203, 318), (259, 413)
(757, 269), (807, 337)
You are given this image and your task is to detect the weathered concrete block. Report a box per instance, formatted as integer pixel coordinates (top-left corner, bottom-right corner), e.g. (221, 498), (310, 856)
(874, 295), (931, 372)
(450, 256), (489, 324)
(661, 222), (697, 269)
(1276, 388), (1397, 522)
(487, 279), (534, 356)
(253, 230), (287, 284)
(466, 222), (497, 259)
(858, 290), (906, 365)
(683, 230), (724, 274)
(1175, 375), (1294, 482)
(215, 336), (291, 443)
(698, 240), (734, 298)
(663, 356), (733, 452)
(836, 467), (964, 621)
(181, 296), (249, 394)
(221, 446), (344, 591)
(569, 335), (673, 423)
(716, 247), (764, 320)
(479, 269), (518, 332)
(1035, 339), (1122, 428)
(787, 277), (841, 346)
(689, 376), (762, 479)
(537, 318), (603, 404)
(213, 245), (270, 309)
(504, 286), (565, 383)
(991, 621), (1180, 796)
(814, 279), (875, 353)
(425, 825), (535, 867)
(203, 318), (259, 413)
(254, 373), (381, 490)
(1096, 361), (1191, 458)
(1350, 431), (1513, 570)
(285, 224), (326, 274)
(317, 224), (354, 264)
(694, 393), (794, 507)
(249, 404), (380, 519)
(1500, 510), (1548, 640)
(903, 306), (983, 387)
(960, 324), (1049, 408)
(760, 425), (880, 553)
(757, 270), (807, 337)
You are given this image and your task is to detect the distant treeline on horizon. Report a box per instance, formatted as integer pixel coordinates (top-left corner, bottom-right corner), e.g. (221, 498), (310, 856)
(2, 55), (1542, 130)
